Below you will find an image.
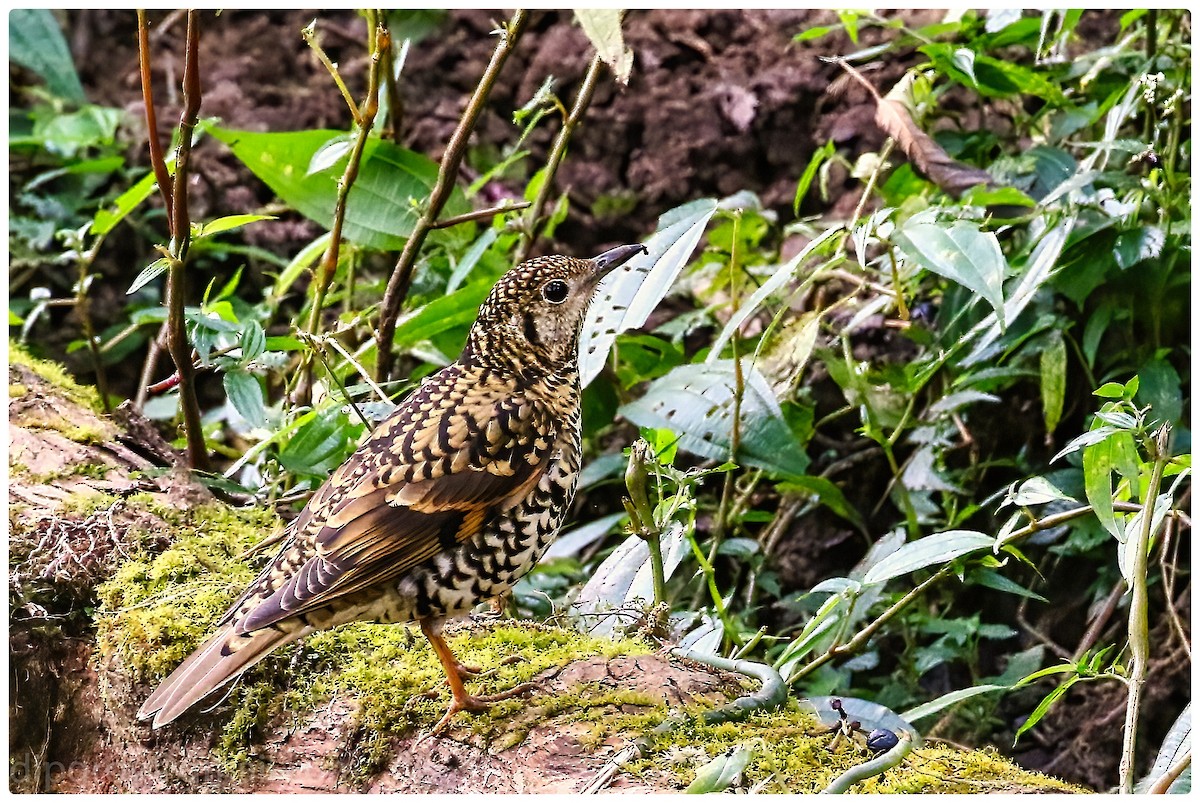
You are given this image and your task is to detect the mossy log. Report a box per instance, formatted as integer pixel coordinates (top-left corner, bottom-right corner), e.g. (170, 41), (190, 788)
(8, 345), (1086, 794)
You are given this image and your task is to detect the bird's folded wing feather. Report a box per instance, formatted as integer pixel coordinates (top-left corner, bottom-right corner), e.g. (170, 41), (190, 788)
(231, 375), (557, 633)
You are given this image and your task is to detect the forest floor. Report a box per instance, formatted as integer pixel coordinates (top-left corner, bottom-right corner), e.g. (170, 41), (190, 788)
(12, 9), (1176, 792)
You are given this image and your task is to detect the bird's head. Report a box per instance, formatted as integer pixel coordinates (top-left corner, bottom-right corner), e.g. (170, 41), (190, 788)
(464, 244), (648, 376)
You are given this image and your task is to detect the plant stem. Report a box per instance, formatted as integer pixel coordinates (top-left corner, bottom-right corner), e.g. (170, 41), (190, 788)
(432, 199), (530, 229)
(514, 52), (605, 262)
(1118, 424), (1171, 793)
(162, 10), (207, 471)
(819, 730), (915, 794)
(375, 10), (527, 382)
(625, 439), (666, 607)
(137, 10), (173, 221)
(790, 565), (953, 683)
(299, 19), (387, 404)
(302, 19), (360, 122)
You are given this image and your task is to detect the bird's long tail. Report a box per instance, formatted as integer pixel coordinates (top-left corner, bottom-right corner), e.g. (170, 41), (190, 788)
(137, 622), (309, 728)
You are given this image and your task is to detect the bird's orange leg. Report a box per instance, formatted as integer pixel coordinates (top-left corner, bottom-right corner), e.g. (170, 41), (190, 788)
(419, 619), (537, 736)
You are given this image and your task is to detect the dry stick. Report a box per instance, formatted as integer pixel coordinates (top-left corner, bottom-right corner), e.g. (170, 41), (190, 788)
(298, 22), (388, 403)
(153, 10), (208, 471)
(375, 10), (528, 382)
(137, 10), (173, 221)
(514, 52), (606, 263)
(431, 199), (530, 229)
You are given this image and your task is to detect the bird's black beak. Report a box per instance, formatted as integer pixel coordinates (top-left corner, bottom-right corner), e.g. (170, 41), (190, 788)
(590, 244), (649, 281)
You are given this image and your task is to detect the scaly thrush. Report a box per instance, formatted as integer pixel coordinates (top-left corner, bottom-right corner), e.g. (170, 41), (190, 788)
(138, 244), (649, 733)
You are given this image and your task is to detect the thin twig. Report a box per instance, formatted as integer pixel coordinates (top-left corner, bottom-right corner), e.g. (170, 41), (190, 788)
(302, 19), (360, 122)
(431, 199), (530, 229)
(137, 10), (173, 221)
(514, 52), (605, 262)
(375, 10), (528, 382)
(1148, 750), (1190, 794)
(299, 20), (388, 403)
(162, 10), (208, 470)
(790, 565), (953, 684)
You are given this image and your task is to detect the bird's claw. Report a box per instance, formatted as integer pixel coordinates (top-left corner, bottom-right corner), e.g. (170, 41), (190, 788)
(421, 681), (541, 740)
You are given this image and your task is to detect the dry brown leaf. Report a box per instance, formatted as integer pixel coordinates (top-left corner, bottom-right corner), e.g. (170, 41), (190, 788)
(833, 59), (996, 197)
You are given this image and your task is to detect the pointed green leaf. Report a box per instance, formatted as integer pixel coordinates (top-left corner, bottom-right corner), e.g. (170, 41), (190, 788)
(10, 9), (85, 102)
(223, 370), (266, 429)
(127, 258), (171, 295)
(1040, 330), (1067, 434)
(894, 220), (1007, 317)
(862, 530), (993, 586)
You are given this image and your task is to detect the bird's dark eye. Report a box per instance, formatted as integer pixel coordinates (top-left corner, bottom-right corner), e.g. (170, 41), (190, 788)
(542, 279), (569, 304)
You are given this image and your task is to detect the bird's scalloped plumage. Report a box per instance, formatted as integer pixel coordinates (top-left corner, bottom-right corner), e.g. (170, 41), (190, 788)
(138, 245), (648, 730)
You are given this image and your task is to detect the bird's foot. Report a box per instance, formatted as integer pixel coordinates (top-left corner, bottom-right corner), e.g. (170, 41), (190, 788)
(452, 660), (484, 677)
(425, 681), (540, 737)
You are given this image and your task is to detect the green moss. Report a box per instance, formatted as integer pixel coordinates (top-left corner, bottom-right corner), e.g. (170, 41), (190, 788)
(8, 340), (105, 413)
(96, 499), (1081, 793)
(608, 701), (1084, 793)
(10, 382), (28, 398)
(95, 497), (280, 681)
(23, 460), (111, 485)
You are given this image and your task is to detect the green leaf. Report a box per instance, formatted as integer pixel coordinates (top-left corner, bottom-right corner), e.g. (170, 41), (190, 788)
(963, 216), (1072, 365)
(240, 321), (266, 362)
(1039, 330), (1067, 434)
(91, 161), (174, 236)
(893, 220), (1007, 318)
(209, 127), (467, 250)
(580, 198), (719, 386)
(1136, 358), (1183, 427)
(969, 568), (1049, 603)
(1082, 427), (1137, 539)
(10, 9), (86, 102)
(776, 476), (866, 533)
(574, 9), (633, 85)
(1114, 226), (1165, 269)
(279, 405), (361, 476)
(127, 258), (171, 295)
(196, 214), (276, 239)
(392, 281), (492, 349)
(708, 226), (842, 361)
(223, 370), (267, 429)
(902, 684), (1009, 723)
(1015, 676), (1079, 743)
(619, 360), (811, 477)
(794, 24), (840, 42)
(685, 746), (753, 794)
(862, 530), (993, 586)
(1094, 381), (1126, 399)
(32, 104), (123, 159)
(794, 140), (836, 215)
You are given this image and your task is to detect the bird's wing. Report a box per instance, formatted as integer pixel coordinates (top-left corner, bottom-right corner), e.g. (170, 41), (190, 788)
(233, 368), (557, 633)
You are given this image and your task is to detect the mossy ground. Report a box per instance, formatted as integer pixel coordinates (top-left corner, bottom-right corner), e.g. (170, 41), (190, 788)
(618, 702), (1085, 793)
(93, 497), (1082, 793)
(9, 340), (106, 415)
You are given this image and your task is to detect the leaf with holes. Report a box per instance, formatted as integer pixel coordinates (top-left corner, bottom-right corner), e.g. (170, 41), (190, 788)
(619, 360), (810, 477)
(579, 198), (719, 386)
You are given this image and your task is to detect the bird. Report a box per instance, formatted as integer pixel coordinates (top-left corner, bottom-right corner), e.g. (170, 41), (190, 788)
(137, 243), (650, 734)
